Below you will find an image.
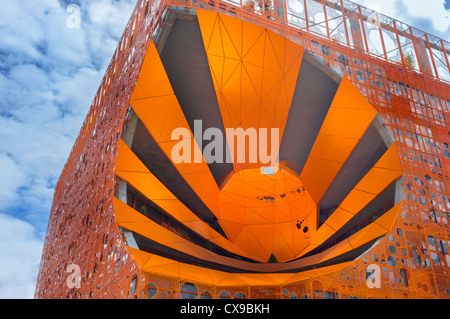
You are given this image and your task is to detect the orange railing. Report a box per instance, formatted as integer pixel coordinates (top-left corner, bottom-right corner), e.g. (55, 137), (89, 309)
(152, 0), (450, 83)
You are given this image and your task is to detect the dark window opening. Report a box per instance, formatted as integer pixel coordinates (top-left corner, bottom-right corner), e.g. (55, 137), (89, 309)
(234, 292), (247, 299)
(180, 282), (198, 299)
(144, 0), (149, 17)
(400, 268), (409, 287)
(147, 283), (157, 299)
(319, 205), (338, 228)
(200, 291), (212, 299)
(219, 291), (231, 299)
(129, 276), (137, 296)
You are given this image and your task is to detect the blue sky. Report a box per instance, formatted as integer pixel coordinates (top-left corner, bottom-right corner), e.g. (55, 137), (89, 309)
(0, 0), (448, 299)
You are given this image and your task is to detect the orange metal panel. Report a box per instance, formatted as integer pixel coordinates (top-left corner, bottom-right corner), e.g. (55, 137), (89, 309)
(197, 9), (304, 172)
(374, 142), (402, 172)
(331, 77), (378, 112)
(130, 96), (188, 143)
(114, 197), (153, 224)
(308, 134), (360, 163)
(373, 201), (403, 231)
(218, 166), (317, 261)
(324, 208), (354, 231)
(130, 42), (175, 101)
(300, 156), (345, 204)
(300, 77), (378, 204)
(338, 189), (377, 215)
(318, 107), (377, 140)
(354, 167), (402, 195)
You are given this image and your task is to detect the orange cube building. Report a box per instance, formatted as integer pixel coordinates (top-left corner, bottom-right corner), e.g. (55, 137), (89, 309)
(35, 0), (450, 299)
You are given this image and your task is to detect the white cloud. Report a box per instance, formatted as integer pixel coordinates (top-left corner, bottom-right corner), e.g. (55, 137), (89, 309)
(0, 155), (26, 209)
(352, 0), (450, 40)
(0, 214), (43, 299)
(402, 0), (450, 32)
(0, 0), (135, 225)
(353, 0), (398, 18)
(0, 0), (135, 298)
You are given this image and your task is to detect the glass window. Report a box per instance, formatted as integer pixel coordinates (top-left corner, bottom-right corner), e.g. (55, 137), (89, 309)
(180, 282), (198, 299)
(200, 291), (211, 299)
(177, 225), (191, 240)
(219, 291), (231, 299)
(192, 234), (204, 246)
(324, 291), (338, 299)
(162, 215), (169, 228)
(127, 192), (134, 207)
(135, 199), (147, 216)
(147, 205), (162, 223)
(169, 220), (177, 232)
(129, 277), (137, 296)
(234, 292), (246, 299)
(147, 283), (157, 299)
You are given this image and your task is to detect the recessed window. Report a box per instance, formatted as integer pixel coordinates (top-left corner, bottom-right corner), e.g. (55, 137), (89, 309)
(200, 291), (212, 299)
(147, 283), (157, 299)
(234, 292), (246, 299)
(219, 291), (231, 299)
(180, 282), (198, 299)
(135, 199), (147, 217)
(129, 276), (137, 296)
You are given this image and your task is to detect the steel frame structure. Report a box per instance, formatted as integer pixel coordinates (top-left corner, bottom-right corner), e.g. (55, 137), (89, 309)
(35, 0), (450, 299)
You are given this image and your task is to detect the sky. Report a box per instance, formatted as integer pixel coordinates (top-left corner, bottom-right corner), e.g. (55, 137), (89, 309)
(0, 0), (448, 299)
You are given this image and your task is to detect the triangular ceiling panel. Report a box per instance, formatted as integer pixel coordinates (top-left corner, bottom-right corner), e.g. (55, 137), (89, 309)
(119, 10), (403, 266)
(197, 10), (304, 174)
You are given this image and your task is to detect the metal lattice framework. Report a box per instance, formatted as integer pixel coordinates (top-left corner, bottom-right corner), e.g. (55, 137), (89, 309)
(35, 0), (450, 299)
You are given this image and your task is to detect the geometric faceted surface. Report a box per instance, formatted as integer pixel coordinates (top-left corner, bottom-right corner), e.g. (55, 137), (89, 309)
(112, 9), (402, 268)
(36, 0), (450, 300)
(197, 9), (305, 173)
(120, 10), (403, 266)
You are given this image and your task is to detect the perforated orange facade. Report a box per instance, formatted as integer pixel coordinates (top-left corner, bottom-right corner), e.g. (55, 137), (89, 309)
(35, 0), (450, 299)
